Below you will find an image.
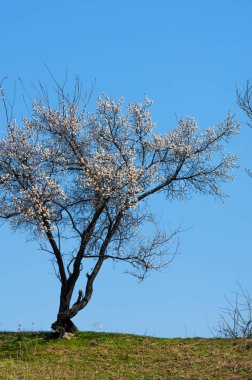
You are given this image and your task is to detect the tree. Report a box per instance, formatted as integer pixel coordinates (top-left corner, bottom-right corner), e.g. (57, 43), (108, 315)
(215, 284), (252, 338)
(237, 80), (252, 126)
(237, 80), (252, 178)
(0, 79), (239, 336)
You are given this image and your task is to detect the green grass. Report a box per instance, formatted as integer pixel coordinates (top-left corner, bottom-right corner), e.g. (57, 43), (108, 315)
(0, 331), (252, 379)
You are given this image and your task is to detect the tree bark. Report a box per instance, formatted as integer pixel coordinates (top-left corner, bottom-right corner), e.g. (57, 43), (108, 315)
(51, 316), (78, 337)
(51, 284), (78, 337)
(51, 252), (106, 337)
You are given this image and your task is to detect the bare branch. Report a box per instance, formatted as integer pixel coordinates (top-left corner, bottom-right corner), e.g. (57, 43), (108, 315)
(215, 284), (252, 338)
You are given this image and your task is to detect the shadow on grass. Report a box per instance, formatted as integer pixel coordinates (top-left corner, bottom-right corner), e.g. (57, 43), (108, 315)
(0, 332), (53, 360)
(0, 331), (130, 360)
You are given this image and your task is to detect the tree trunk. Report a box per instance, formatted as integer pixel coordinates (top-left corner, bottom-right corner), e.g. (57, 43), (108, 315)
(51, 315), (78, 337)
(51, 285), (78, 337)
(51, 256), (104, 337)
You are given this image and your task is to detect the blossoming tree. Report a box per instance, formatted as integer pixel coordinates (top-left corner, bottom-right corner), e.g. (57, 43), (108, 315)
(0, 80), (239, 336)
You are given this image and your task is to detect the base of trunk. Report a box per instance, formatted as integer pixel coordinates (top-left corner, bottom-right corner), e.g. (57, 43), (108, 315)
(51, 318), (78, 338)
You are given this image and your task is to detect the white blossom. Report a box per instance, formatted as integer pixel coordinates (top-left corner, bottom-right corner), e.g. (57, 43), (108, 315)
(0, 93), (239, 237)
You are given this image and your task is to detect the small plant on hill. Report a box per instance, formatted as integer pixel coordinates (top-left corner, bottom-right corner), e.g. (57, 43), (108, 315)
(216, 284), (252, 338)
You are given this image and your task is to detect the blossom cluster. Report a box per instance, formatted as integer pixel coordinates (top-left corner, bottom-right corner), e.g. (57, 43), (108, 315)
(0, 93), (239, 237)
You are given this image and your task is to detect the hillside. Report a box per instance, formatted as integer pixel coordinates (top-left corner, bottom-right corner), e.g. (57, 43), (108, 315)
(0, 332), (252, 379)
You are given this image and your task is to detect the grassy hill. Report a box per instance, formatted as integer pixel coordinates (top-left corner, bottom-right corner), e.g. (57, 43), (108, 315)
(0, 331), (252, 379)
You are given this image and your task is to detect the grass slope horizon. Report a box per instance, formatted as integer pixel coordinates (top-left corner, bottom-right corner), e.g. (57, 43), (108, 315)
(0, 331), (252, 379)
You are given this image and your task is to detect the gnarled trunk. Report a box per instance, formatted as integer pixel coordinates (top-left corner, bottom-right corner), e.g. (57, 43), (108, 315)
(51, 284), (78, 337)
(51, 256), (105, 337)
(51, 315), (78, 337)
(51, 281), (91, 337)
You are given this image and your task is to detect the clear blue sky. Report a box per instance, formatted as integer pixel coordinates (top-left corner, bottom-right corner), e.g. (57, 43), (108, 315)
(0, 0), (251, 337)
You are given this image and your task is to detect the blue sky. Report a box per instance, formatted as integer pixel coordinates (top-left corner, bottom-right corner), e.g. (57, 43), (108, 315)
(0, 0), (252, 337)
